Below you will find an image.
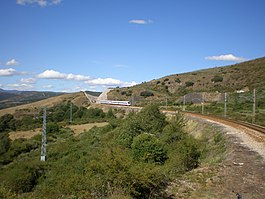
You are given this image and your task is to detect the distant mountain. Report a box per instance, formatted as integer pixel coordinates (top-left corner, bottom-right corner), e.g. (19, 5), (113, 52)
(108, 56), (265, 101)
(0, 90), (65, 110)
(0, 89), (101, 110)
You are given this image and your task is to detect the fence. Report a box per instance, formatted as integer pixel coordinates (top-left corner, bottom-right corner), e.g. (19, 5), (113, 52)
(132, 88), (265, 126)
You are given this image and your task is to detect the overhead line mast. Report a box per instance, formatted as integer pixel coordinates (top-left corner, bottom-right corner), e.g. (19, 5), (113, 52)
(41, 107), (47, 161)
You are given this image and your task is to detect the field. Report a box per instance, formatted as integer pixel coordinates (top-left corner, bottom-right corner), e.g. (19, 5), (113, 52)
(8, 122), (109, 140)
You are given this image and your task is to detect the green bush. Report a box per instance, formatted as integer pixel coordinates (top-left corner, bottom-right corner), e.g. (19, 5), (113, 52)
(175, 78), (181, 83)
(1, 160), (45, 193)
(117, 116), (142, 148)
(177, 137), (201, 171)
(138, 104), (167, 134)
(185, 81), (194, 87)
(0, 132), (11, 155)
(0, 114), (15, 132)
(131, 134), (168, 164)
(47, 122), (60, 134)
(160, 114), (185, 144)
(211, 75), (223, 83)
(140, 91), (154, 98)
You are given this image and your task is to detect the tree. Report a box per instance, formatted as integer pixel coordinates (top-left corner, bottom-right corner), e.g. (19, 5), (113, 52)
(0, 133), (11, 155)
(0, 114), (14, 132)
(160, 114), (185, 144)
(131, 134), (167, 164)
(138, 104), (167, 134)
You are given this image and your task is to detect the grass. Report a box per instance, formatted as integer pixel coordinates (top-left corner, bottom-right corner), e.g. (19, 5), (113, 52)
(8, 122), (109, 140)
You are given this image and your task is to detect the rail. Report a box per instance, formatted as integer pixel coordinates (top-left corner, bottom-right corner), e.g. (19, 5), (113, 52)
(182, 111), (265, 135)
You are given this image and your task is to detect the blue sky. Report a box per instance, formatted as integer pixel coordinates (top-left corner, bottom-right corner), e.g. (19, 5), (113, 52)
(0, 0), (265, 92)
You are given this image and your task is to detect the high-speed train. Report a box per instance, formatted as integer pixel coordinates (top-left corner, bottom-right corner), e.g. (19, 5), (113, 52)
(99, 100), (131, 106)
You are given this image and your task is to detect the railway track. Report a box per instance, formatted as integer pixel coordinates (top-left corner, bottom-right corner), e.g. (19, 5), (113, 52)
(182, 111), (265, 142)
(182, 112), (265, 135)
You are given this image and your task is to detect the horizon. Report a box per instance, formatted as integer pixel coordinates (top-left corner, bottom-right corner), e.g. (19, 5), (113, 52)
(1, 0), (265, 92)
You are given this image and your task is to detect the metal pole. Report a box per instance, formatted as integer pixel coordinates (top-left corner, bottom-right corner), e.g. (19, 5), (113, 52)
(41, 107), (47, 161)
(202, 93), (204, 114)
(165, 96), (168, 109)
(224, 92), (227, 117)
(70, 103), (73, 123)
(253, 88), (256, 123)
(183, 95), (186, 111)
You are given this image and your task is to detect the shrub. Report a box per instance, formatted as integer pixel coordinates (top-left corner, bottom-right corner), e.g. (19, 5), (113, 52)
(0, 132), (11, 155)
(0, 114), (15, 132)
(185, 81), (194, 87)
(211, 76), (223, 83)
(140, 91), (154, 98)
(156, 81), (160, 84)
(121, 91), (127, 95)
(177, 137), (201, 171)
(160, 114), (185, 144)
(47, 122), (60, 134)
(138, 104), (167, 134)
(131, 134), (167, 164)
(1, 161), (45, 193)
(117, 117), (142, 148)
(175, 78), (181, 83)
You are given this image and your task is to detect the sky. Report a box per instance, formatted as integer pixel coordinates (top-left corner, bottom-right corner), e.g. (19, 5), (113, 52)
(0, 0), (265, 92)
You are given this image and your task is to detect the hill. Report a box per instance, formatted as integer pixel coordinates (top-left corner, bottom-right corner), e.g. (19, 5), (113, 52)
(0, 90), (101, 110)
(0, 90), (64, 110)
(108, 57), (265, 102)
(0, 91), (97, 118)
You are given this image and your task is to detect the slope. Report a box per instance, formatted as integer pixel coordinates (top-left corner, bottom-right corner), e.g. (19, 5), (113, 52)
(108, 57), (265, 101)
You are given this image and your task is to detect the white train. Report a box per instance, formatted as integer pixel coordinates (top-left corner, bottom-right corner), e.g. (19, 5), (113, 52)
(99, 100), (131, 106)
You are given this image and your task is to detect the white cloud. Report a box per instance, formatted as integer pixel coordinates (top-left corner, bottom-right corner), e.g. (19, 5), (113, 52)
(66, 74), (91, 81)
(37, 70), (91, 81)
(6, 84), (34, 91)
(129, 19), (153, 25)
(42, 85), (53, 89)
(0, 68), (17, 76)
(85, 78), (137, 87)
(20, 78), (36, 84)
(6, 59), (19, 66)
(205, 54), (247, 62)
(16, 0), (62, 7)
(37, 70), (66, 79)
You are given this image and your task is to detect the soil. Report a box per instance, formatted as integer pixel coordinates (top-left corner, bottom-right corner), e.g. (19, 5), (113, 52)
(184, 115), (265, 199)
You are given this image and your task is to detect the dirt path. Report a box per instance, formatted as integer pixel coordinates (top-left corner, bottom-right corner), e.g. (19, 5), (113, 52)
(187, 115), (265, 199)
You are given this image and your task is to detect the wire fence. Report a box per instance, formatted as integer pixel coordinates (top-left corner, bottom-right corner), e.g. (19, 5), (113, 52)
(132, 88), (265, 126)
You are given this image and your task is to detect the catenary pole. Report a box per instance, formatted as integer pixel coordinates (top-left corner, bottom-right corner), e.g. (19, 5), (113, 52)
(41, 107), (47, 161)
(224, 92), (227, 117)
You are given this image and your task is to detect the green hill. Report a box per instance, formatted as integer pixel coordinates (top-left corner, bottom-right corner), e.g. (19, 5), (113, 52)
(108, 57), (265, 102)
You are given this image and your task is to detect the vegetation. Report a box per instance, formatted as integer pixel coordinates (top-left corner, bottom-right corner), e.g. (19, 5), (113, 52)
(211, 75), (223, 83)
(140, 90), (154, 98)
(185, 81), (194, 87)
(0, 104), (217, 198)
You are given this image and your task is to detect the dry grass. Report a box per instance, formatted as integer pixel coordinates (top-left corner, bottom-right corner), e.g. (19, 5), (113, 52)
(68, 122), (108, 136)
(9, 128), (41, 140)
(8, 122), (108, 140)
(0, 92), (89, 117)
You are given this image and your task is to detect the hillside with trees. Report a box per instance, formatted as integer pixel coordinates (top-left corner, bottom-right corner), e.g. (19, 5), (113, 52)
(0, 104), (225, 198)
